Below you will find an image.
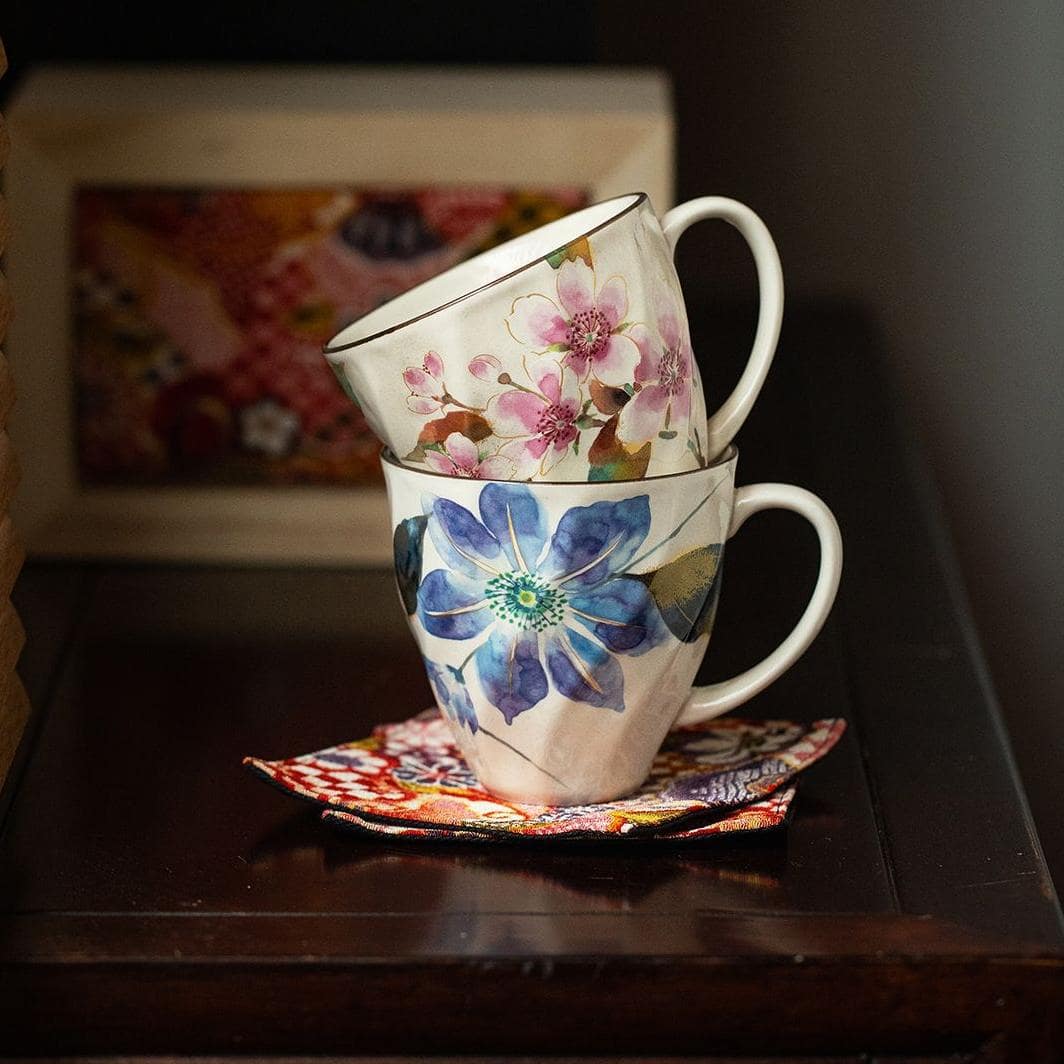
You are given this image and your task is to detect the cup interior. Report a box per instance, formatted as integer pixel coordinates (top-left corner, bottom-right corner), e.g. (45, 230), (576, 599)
(325, 192), (645, 354)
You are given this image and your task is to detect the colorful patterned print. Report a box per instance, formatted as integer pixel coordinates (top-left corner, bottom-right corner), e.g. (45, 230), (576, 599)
(244, 709), (846, 842)
(321, 788), (797, 842)
(73, 185), (589, 485)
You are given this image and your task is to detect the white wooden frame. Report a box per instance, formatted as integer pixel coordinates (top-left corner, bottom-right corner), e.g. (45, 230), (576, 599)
(5, 66), (673, 565)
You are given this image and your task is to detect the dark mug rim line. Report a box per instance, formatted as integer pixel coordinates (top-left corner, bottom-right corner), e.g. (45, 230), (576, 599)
(323, 191), (648, 357)
(380, 443), (737, 487)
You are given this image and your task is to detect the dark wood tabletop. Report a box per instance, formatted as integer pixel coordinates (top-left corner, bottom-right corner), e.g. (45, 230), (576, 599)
(1, 305), (1061, 1061)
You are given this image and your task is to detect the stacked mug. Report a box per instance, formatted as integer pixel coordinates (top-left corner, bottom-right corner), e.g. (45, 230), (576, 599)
(324, 193), (842, 806)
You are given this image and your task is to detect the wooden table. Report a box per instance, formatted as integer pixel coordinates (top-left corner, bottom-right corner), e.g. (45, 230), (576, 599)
(1, 307), (1061, 1060)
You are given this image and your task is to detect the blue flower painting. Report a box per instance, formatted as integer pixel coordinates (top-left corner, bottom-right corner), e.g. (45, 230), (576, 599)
(416, 483), (667, 722)
(423, 658), (479, 734)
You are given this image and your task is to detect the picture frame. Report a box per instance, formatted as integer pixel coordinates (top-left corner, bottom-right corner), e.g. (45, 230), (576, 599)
(5, 66), (673, 564)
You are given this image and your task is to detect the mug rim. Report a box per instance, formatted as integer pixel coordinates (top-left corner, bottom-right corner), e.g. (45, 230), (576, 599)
(380, 443), (737, 487)
(324, 191), (647, 356)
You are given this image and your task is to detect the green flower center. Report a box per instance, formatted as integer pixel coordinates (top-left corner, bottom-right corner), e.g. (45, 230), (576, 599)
(485, 571), (566, 631)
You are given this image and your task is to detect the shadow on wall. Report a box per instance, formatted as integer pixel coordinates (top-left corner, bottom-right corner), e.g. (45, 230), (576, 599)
(600, 2), (1064, 887)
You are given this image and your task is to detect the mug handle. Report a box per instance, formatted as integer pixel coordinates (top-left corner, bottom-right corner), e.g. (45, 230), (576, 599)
(661, 198), (784, 461)
(674, 482), (842, 727)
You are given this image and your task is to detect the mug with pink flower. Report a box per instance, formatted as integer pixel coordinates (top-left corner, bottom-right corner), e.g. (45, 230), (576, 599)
(324, 193), (783, 482)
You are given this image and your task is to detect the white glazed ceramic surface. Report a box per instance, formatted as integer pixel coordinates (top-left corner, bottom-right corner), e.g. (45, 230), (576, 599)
(327, 194), (783, 481)
(383, 447), (841, 805)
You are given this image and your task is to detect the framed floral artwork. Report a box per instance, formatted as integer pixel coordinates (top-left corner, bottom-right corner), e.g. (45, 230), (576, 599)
(6, 67), (672, 563)
(73, 184), (589, 488)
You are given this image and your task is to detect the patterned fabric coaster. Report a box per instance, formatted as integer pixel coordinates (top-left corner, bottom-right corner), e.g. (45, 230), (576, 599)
(245, 710), (845, 843)
(321, 787), (798, 842)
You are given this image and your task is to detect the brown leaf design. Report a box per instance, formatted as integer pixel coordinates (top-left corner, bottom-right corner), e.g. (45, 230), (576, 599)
(404, 411), (492, 463)
(546, 236), (593, 270)
(589, 379), (632, 415)
(587, 415), (651, 481)
(419, 411), (492, 444)
(635, 545), (724, 642)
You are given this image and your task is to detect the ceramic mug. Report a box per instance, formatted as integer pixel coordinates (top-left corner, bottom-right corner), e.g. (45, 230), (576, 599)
(327, 193), (783, 482)
(384, 446), (841, 805)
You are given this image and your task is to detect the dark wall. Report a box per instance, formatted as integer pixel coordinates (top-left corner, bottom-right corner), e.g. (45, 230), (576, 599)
(4, 1), (1062, 886)
(2, 2), (593, 67)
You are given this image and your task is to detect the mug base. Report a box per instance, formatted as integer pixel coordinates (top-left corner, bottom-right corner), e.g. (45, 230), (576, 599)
(468, 758), (651, 808)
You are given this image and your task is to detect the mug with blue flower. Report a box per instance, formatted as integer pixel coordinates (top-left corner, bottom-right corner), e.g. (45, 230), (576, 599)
(384, 446), (841, 805)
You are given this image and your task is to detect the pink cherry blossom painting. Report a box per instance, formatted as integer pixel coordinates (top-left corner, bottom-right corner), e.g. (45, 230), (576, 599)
(72, 185), (589, 486)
